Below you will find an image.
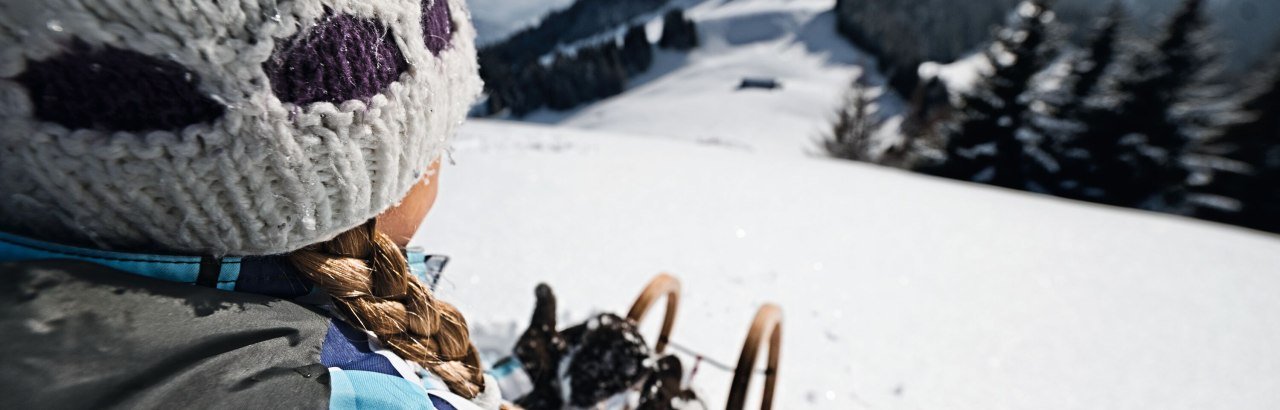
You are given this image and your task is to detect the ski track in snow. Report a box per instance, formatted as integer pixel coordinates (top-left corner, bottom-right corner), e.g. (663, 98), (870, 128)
(419, 119), (1280, 410)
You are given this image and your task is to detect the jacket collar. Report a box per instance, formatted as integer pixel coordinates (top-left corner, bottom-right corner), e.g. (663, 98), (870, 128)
(0, 231), (447, 298)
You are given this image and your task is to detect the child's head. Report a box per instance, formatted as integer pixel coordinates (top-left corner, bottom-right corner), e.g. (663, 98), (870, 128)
(0, 0), (487, 398)
(0, 0), (481, 255)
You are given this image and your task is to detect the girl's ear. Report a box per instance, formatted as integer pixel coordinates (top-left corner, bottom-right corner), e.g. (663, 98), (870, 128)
(377, 160), (442, 247)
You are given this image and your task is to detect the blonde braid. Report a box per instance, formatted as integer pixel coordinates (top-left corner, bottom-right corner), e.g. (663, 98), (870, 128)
(288, 220), (485, 398)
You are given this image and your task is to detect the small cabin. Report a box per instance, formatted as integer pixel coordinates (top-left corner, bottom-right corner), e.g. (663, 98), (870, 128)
(737, 77), (782, 91)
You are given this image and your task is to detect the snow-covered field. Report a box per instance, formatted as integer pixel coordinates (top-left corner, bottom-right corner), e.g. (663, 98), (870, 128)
(417, 119), (1280, 410)
(521, 0), (897, 158)
(436, 0), (1280, 408)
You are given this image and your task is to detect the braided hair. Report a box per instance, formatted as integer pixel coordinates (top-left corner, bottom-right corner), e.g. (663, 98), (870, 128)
(288, 220), (485, 398)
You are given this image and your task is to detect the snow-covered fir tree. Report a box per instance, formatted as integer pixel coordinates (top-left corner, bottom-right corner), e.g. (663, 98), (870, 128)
(1195, 54), (1280, 232)
(621, 25), (654, 76)
(1022, 4), (1124, 197)
(1064, 3), (1122, 114)
(1065, 0), (1237, 210)
(1017, 55), (1076, 194)
(658, 9), (698, 51)
(825, 78), (884, 162)
(927, 1), (1060, 190)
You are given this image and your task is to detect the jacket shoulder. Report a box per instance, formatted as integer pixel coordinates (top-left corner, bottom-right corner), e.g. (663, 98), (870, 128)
(0, 260), (332, 409)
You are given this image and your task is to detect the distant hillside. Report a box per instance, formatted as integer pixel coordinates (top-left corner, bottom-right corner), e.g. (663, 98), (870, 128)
(478, 0), (670, 67)
(468, 0), (577, 45)
(833, 0), (1020, 94)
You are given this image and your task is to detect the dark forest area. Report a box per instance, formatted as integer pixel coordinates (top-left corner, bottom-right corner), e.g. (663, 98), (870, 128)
(827, 0), (1280, 234)
(477, 0), (700, 117)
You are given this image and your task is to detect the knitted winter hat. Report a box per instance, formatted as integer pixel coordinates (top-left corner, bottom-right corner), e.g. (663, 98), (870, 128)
(0, 0), (482, 255)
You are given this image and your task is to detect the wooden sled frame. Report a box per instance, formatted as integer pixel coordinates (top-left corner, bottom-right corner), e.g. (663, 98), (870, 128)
(726, 304), (782, 410)
(627, 274), (783, 410)
(626, 273), (681, 354)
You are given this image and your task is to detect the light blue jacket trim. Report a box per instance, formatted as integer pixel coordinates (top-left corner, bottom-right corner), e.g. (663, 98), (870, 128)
(217, 262), (241, 291)
(406, 250), (446, 289)
(0, 231), (438, 293)
(487, 357), (522, 378)
(0, 231), (242, 288)
(329, 368), (437, 410)
(487, 357), (533, 402)
(407, 249), (429, 284)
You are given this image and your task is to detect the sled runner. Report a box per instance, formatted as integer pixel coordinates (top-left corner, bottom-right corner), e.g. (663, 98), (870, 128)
(626, 273), (681, 355)
(625, 274), (783, 410)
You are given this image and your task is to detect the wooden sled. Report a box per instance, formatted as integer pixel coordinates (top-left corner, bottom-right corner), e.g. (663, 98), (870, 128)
(627, 274), (782, 410)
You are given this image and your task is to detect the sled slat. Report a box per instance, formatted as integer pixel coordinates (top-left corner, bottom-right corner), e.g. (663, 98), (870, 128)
(627, 273), (681, 354)
(726, 304), (782, 410)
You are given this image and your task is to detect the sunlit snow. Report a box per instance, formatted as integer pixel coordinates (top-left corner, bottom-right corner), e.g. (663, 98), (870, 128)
(418, 120), (1280, 410)
(432, 0), (1280, 408)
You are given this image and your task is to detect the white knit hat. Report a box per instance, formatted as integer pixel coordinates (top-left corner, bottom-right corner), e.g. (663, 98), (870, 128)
(0, 0), (482, 255)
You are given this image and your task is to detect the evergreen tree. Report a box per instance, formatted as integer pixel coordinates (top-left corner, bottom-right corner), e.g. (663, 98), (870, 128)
(894, 76), (951, 169)
(518, 64), (549, 116)
(1017, 56), (1077, 194)
(539, 41), (630, 112)
(592, 42), (628, 99)
(480, 52), (519, 115)
(1066, 0), (1232, 210)
(658, 10), (698, 51)
(544, 54), (580, 110)
(926, 1), (1059, 190)
(621, 25), (654, 76)
(1024, 4), (1124, 197)
(1196, 55), (1280, 232)
(1066, 3), (1122, 113)
(825, 78), (884, 162)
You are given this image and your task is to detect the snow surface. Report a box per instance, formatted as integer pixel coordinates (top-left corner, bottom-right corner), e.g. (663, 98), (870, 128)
(417, 119), (1280, 410)
(520, 0), (897, 158)
(446, 0), (1280, 407)
(922, 52), (992, 96)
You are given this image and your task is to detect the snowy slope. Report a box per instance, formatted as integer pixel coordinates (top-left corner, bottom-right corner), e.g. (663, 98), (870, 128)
(475, 0), (1280, 159)
(521, 0), (895, 157)
(417, 119), (1280, 410)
